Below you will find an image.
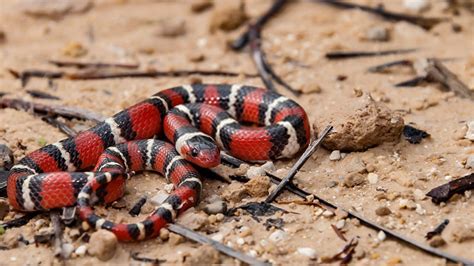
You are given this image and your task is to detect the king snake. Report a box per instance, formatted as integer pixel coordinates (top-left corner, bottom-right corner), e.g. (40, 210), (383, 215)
(7, 84), (310, 241)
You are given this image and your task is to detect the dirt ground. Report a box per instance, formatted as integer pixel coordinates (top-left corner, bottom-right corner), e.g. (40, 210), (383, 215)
(0, 0), (473, 265)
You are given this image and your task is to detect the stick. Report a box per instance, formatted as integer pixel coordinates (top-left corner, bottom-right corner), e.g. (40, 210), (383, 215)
(317, 0), (446, 30)
(331, 224), (347, 242)
(0, 98), (105, 122)
(426, 173), (474, 204)
(1, 213), (38, 229)
(426, 219), (449, 240)
(48, 60), (139, 69)
(394, 76), (427, 87)
(50, 212), (67, 259)
(367, 60), (413, 73)
(41, 116), (78, 137)
(167, 223), (270, 266)
(265, 125), (333, 203)
(425, 58), (474, 100)
(326, 48), (416, 60)
(232, 0), (288, 50)
(26, 90), (61, 100)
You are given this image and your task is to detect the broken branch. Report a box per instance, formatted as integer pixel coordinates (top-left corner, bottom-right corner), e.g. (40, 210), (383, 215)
(426, 173), (474, 203)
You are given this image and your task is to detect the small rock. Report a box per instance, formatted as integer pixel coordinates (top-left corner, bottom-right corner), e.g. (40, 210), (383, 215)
(60, 243), (75, 259)
(367, 173), (379, 184)
(190, 0), (213, 13)
(343, 172), (366, 187)
(62, 42), (88, 58)
(209, 0), (247, 32)
(415, 204), (426, 215)
(466, 155), (474, 169)
(329, 150), (341, 161)
(246, 166), (266, 178)
(375, 207), (391, 216)
(75, 245), (87, 256)
(0, 144), (14, 170)
(465, 121), (474, 140)
(222, 181), (248, 202)
(185, 244), (221, 265)
(21, 0), (92, 19)
(269, 230), (287, 243)
(203, 199), (227, 215)
(322, 210), (334, 218)
(244, 175), (271, 197)
(169, 232), (184, 245)
(365, 25), (390, 42)
(188, 52), (205, 62)
(335, 208), (349, 219)
(159, 228), (170, 241)
(261, 161), (276, 172)
(1, 230), (19, 248)
(335, 220), (345, 229)
(297, 247), (317, 259)
(157, 18), (186, 37)
(429, 236), (446, 247)
(450, 225), (474, 243)
(34, 227), (55, 243)
(318, 95), (404, 151)
(0, 199), (10, 220)
(164, 183), (174, 194)
(88, 230), (118, 261)
(178, 209), (208, 230)
(150, 191), (169, 205)
(403, 0), (430, 12)
(413, 189), (426, 200)
(377, 231), (386, 241)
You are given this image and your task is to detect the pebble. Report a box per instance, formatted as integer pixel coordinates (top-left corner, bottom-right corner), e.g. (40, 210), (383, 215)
(75, 245), (87, 256)
(377, 231), (386, 241)
(62, 41), (88, 58)
(429, 236), (446, 247)
(222, 182), (248, 202)
(159, 228), (170, 241)
(367, 173), (379, 184)
(466, 155), (474, 169)
(88, 230), (118, 261)
(179, 209), (208, 230)
(169, 232), (184, 245)
(322, 210), (335, 218)
(329, 150), (341, 161)
(203, 199), (227, 215)
(414, 189), (426, 200)
(375, 207), (391, 216)
(61, 243), (75, 259)
(190, 0), (213, 13)
(415, 204), (426, 215)
(343, 172), (366, 187)
(244, 175), (271, 197)
(297, 247), (317, 259)
(246, 166), (266, 178)
(365, 26), (390, 42)
(403, 0), (430, 12)
(465, 121), (474, 140)
(261, 161), (276, 172)
(335, 208), (349, 219)
(157, 18), (186, 37)
(209, 0), (247, 32)
(335, 219), (345, 229)
(269, 230), (287, 243)
(0, 144), (13, 170)
(21, 0), (92, 19)
(150, 192), (169, 205)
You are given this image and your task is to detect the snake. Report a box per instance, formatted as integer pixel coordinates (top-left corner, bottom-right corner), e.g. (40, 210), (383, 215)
(7, 84), (310, 241)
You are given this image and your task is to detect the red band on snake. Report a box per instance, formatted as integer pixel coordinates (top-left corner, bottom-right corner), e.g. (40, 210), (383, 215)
(7, 84), (310, 241)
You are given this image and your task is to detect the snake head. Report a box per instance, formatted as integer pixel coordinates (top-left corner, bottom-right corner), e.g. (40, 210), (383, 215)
(180, 135), (220, 168)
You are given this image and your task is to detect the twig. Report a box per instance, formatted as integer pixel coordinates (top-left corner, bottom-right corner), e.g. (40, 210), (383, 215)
(426, 173), (474, 204)
(248, 26), (301, 96)
(265, 125), (333, 203)
(41, 117), (78, 137)
(0, 98), (105, 122)
(367, 59), (413, 73)
(1, 213), (38, 229)
(317, 0), (447, 30)
(326, 49), (416, 60)
(218, 155), (474, 264)
(26, 90), (61, 100)
(129, 196), (147, 217)
(425, 58), (474, 100)
(395, 76), (427, 87)
(167, 223), (270, 266)
(322, 237), (358, 264)
(426, 219), (449, 240)
(131, 252), (164, 265)
(331, 224), (347, 242)
(48, 60), (139, 69)
(232, 0), (288, 50)
(8, 68), (258, 86)
(50, 212), (68, 259)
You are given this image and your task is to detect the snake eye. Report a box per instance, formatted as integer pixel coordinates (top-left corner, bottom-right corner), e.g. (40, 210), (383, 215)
(191, 148), (199, 157)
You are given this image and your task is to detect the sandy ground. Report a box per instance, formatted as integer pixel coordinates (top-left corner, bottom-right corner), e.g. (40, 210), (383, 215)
(0, 0), (473, 265)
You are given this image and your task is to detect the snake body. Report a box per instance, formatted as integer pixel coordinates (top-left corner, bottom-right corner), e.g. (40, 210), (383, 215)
(7, 84), (310, 241)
